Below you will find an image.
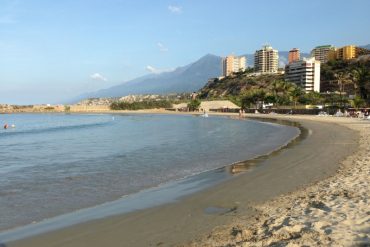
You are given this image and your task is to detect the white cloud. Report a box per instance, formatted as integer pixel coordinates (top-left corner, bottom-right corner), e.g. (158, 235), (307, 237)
(146, 65), (174, 74)
(168, 5), (182, 14)
(90, 73), (107, 81)
(157, 42), (168, 52)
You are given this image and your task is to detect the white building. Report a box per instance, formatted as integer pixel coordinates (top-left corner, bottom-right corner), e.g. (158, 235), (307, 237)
(222, 55), (247, 76)
(310, 45), (336, 63)
(254, 45), (279, 73)
(285, 57), (321, 92)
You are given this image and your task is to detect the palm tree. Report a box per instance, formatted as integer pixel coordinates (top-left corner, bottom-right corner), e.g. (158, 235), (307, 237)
(305, 91), (323, 106)
(289, 86), (304, 108)
(351, 96), (366, 109)
(270, 80), (294, 107)
(334, 72), (352, 108)
(351, 66), (370, 102)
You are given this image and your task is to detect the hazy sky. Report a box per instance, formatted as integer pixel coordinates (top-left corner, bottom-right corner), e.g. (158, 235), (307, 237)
(1, 0), (370, 104)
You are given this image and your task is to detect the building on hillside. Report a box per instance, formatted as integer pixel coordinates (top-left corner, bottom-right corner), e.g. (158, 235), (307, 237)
(254, 45), (279, 73)
(310, 45), (336, 63)
(285, 57), (321, 93)
(222, 55), (247, 76)
(328, 45), (358, 61)
(337, 45), (356, 60)
(288, 48), (300, 63)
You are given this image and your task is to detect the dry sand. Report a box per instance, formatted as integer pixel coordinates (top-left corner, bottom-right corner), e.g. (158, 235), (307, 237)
(183, 115), (370, 247)
(5, 114), (368, 247)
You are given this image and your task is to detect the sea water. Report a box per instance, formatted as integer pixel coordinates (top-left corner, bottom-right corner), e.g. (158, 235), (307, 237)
(0, 113), (298, 231)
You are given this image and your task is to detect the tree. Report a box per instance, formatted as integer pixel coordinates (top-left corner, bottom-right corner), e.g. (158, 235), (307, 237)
(304, 91), (323, 105)
(288, 86), (305, 108)
(241, 89), (266, 109)
(352, 66), (370, 103)
(351, 96), (366, 109)
(334, 72), (352, 108)
(187, 99), (201, 111)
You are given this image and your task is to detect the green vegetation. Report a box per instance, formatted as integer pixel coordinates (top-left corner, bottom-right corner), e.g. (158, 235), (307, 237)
(199, 59), (370, 109)
(321, 59), (370, 104)
(187, 99), (201, 111)
(110, 100), (172, 110)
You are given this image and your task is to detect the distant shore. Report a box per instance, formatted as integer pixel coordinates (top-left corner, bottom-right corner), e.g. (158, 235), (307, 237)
(5, 114), (367, 247)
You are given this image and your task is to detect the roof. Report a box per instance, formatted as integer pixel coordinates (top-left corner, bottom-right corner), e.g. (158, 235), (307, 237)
(173, 100), (240, 110)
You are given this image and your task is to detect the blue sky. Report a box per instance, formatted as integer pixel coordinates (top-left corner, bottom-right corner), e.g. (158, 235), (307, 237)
(1, 0), (370, 104)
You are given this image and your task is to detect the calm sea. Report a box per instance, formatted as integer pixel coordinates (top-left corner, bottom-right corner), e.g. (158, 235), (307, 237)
(0, 113), (298, 231)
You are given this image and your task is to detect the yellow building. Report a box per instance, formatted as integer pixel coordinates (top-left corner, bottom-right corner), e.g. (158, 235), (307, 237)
(337, 45), (356, 60)
(328, 45), (357, 61)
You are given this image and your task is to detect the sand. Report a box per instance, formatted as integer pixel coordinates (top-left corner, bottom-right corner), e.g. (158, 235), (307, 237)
(5, 114), (367, 247)
(183, 115), (370, 247)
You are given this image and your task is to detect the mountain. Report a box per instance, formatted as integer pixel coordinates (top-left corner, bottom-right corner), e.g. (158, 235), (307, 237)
(72, 54), (222, 102)
(360, 44), (370, 50)
(72, 45), (369, 102)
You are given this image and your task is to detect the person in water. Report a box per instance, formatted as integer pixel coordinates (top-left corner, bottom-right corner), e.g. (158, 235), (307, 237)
(4, 123), (8, 129)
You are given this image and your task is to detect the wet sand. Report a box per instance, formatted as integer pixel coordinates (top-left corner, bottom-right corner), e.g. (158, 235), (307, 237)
(5, 114), (362, 247)
(183, 115), (370, 246)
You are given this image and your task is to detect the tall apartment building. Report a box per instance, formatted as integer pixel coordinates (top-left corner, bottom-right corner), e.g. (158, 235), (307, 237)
(328, 45), (357, 61)
(288, 48), (300, 63)
(285, 57), (321, 93)
(337, 45), (356, 60)
(310, 45), (336, 63)
(222, 55), (247, 76)
(254, 45), (279, 73)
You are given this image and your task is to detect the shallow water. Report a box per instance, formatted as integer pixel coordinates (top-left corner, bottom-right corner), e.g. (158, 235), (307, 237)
(0, 113), (298, 231)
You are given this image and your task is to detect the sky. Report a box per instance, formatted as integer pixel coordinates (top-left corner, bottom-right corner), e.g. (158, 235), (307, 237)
(1, 0), (370, 104)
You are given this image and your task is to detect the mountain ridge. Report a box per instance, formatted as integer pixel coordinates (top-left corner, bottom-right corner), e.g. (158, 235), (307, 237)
(71, 44), (369, 102)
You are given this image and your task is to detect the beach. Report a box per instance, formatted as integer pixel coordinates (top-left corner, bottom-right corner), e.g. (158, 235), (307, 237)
(5, 114), (368, 247)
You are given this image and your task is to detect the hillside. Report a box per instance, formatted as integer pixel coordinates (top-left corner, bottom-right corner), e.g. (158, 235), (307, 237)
(199, 71), (284, 99)
(200, 56), (370, 105)
(70, 45), (369, 103)
(71, 54), (223, 102)
(321, 56), (370, 101)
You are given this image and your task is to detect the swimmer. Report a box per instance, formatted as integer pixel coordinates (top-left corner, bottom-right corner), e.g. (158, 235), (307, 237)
(4, 123), (8, 129)
(11, 124), (15, 128)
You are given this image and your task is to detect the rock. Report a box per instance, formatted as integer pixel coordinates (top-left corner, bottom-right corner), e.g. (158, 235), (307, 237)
(242, 229), (254, 241)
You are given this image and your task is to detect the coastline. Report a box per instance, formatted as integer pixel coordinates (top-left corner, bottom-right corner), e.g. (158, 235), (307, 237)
(4, 114), (365, 247)
(183, 115), (369, 246)
(0, 113), (300, 239)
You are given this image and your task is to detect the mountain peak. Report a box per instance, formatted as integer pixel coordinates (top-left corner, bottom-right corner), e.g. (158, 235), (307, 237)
(201, 53), (219, 58)
(71, 54), (223, 102)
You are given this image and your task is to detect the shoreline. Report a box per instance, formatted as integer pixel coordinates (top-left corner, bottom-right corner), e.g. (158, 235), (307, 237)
(0, 114), (301, 240)
(183, 115), (370, 246)
(4, 114), (365, 247)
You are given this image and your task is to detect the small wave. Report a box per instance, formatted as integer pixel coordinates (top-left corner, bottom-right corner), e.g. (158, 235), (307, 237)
(0, 121), (110, 138)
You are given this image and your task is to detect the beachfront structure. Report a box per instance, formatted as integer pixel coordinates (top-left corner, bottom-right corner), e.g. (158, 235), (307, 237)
(222, 55), (247, 76)
(310, 45), (336, 63)
(288, 48), (300, 63)
(285, 57), (321, 93)
(254, 45), (279, 73)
